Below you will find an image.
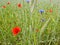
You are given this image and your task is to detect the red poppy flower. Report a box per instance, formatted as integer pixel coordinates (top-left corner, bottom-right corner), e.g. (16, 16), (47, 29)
(12, 26), (21, 36)
(7, 2), (10, 4)
(17, 3), (22, 8)
(49, 9), (53, 13)
(2, 6), (6, 8)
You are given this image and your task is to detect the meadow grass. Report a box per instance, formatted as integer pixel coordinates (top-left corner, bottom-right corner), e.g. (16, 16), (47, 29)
(0, 0), (60, 45)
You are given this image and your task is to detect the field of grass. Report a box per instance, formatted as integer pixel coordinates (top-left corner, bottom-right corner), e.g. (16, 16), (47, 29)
(0, 0), (60, 45)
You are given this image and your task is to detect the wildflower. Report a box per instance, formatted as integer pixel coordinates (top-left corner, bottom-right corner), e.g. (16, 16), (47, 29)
(2, 6), (6, 8)
(12, 26), (21, 36)
(17, 3), (22, 8)
(7, 2), (10, 4)
(39, 9), (44, 14)
(26, 0), (30, 3)
(49, 9), (53, 13)
(36, 29), (39, 32)
(41, 18), (46, 22)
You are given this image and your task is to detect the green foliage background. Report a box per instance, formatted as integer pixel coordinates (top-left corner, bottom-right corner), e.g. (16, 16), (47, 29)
(0, 0), (60, 45)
